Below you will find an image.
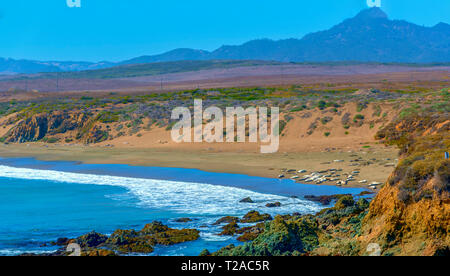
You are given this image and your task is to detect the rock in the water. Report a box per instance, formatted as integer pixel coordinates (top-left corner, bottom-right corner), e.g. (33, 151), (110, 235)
(304, 194), (351, 206)
(175, 218), (193, 223)
(265, 202), (282, 208)
(105, 229), (154, 254)
(239, 197), (254, 203)
(76, 231), (108, 248)
(240, 211), (273, 223)
(56, 221), (203, 255)
(52, 237), (70, 246)
(140, 221), (170, 234)
(213, 216), (239, 225)
(219, 221), (240, 236)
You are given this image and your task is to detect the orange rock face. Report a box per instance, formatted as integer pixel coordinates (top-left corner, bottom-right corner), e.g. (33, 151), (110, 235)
(361, 112), (449, 256)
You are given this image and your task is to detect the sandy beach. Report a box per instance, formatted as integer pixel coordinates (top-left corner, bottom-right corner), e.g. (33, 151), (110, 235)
(0, 143), (398, 189)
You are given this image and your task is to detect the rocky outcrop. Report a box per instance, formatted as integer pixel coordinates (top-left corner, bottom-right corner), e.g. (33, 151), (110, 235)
(211, 196), (370, 256)
(104, 222), (200, 254)
(43, 221), (200, 256)
(76, 231), (108, 248)
(219, 221), (240, 236)
(240, 211), (272, 223)
(360, 112), (449, 256)
(213, 216), (320, 256)
(5, 114), (48, 143)
(84, 126), (109, 144)
(4, 111), (89, 143)
(236, 223), (265, 242)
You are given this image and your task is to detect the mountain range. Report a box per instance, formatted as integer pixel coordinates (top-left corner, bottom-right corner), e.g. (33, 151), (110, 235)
(1, 8), (449, 75)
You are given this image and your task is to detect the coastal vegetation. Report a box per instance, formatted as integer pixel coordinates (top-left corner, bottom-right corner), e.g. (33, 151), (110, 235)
(1, 85), (448, 256)
(1, 86), (445, 145)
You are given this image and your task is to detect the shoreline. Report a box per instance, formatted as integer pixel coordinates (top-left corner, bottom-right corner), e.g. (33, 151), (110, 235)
(0, 153), (370, 256)
(0, 153), (366, 256)
(0, 143), (398, 189)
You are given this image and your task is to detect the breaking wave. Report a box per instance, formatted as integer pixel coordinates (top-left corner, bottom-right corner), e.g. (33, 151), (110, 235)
(0, 165), (322, 216)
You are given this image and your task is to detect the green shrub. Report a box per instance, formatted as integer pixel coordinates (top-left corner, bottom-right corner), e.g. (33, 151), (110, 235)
(353, 114), (365, 121)
(335, 196), (355, 210)
(320, 117), (333, 125)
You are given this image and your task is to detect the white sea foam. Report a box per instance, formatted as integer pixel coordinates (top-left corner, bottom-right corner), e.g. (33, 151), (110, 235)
(0, 165), (322, 216)
(0, 249), (55, 256)
(200, 232), (234, 242)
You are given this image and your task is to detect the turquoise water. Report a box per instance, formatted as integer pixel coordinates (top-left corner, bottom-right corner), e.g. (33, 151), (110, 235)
(0, 157), (367, 256)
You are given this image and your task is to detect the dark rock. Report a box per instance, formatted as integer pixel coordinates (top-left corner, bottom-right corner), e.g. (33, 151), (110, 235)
(265, 202), (281, 208)
(175, 218), (193, 223)
(239, 197), (254, 203)
(213, 216), (239, 225)
(304, 194), (351, 206)
(76, 231), (108, 248)
(52, 237), (70, 246)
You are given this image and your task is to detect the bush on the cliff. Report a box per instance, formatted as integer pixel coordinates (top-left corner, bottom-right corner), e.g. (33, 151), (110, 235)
(334, 195), (355, 210)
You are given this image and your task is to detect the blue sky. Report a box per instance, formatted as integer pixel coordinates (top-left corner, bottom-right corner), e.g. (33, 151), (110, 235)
(0, 0), (449, 62)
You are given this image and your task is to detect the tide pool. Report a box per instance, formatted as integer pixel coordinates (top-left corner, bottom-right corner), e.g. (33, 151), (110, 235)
(0, 157), (367, 256)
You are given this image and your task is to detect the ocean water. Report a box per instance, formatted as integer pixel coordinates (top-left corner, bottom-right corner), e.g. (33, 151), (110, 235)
(0, 157), (367, 256)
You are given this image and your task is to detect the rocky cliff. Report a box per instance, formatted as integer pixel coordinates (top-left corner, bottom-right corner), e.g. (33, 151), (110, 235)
(1, 111), (107, 144)
(360, 112), (449, 256)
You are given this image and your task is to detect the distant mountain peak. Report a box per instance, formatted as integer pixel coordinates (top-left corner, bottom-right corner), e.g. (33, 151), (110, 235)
(354, 7), (388, 20)
(1, 7), (449, 75)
